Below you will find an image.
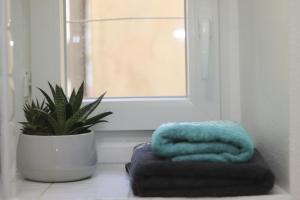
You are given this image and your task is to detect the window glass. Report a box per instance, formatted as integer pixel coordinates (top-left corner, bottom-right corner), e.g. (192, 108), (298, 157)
(66, 0), (186, 98)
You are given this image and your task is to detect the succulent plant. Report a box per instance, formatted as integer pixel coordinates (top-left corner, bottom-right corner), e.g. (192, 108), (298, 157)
(20, 82), (113, 136)
(20, 99), (51, 135)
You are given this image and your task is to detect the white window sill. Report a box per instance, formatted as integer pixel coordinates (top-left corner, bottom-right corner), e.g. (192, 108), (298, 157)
(15, 164), (291, 200)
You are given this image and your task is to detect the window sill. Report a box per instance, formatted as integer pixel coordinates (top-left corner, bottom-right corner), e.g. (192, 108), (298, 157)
(15, 164), (291, 200)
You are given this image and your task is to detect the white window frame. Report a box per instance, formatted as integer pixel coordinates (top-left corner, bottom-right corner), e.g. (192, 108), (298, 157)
(29, 0), (240, 131)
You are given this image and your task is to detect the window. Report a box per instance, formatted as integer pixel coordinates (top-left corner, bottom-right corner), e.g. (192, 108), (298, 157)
(30, 0), (221, 130)
(66, 0), (186, 98)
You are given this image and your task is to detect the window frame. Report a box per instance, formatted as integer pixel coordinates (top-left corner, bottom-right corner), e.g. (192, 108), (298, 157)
(29, 0), (239, 131)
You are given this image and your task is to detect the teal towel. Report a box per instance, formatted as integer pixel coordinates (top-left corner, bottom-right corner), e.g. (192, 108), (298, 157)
(151, 121), (254, 162)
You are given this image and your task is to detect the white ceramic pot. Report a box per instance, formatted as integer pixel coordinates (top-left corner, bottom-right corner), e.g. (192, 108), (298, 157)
(17, 131), (97, 182)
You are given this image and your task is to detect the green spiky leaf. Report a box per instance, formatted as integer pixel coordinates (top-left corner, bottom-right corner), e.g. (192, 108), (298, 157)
(69, 89), (76, 106)
(84, 111), (112, 126)
(48, 82), (56, 98)
(37, 109), (61, 134)
(38, 88), (55, 112)
(54, 85), (67, 126)
(71, 82), (84, 112)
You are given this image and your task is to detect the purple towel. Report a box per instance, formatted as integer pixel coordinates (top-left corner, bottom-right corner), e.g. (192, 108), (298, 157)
(126, 144), (275, 197)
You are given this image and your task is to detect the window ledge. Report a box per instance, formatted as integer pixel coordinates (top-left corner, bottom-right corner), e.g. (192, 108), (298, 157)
(15, 164), (291, 200)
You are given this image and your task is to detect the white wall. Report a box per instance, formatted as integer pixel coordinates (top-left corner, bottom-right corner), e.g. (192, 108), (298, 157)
(11, 0), (31, 123)
(239, 0), (289, 191)
(288, 0), (300, 198)
(9, 0), (30, 197)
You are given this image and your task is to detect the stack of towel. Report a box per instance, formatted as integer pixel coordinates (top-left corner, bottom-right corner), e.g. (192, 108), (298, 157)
(126, 121), (275, 197)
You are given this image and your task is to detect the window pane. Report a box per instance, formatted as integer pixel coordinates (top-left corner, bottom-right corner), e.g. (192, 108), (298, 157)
(67, 0), (185, 20)
(66, 0), (186, 98)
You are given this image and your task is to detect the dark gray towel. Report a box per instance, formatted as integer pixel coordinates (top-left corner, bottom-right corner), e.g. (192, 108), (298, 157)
(126, 144), (275, 197)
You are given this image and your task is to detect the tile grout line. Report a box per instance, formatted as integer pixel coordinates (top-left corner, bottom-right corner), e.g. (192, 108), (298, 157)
(38, 183), (53, 200)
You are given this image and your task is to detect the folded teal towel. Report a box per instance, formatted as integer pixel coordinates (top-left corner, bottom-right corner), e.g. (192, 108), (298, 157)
(151, 121), (254, 162)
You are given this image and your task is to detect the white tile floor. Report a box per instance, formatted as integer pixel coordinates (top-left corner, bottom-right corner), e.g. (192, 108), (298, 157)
(14, 164), (291, 200)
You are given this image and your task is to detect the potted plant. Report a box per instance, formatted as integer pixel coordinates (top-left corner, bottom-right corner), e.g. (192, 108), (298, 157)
(17, 82), (112, 182)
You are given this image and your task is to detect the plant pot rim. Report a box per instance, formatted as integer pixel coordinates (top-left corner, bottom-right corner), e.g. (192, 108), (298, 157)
(20, 130), (95, 138)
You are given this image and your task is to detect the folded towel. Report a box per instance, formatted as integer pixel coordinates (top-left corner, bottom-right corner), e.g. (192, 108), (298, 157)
(151, 121), (254, 162)
(126, 144), (275, 197)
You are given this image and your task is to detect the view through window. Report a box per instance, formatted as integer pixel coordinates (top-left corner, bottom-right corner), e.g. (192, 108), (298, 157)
(66, 0), (186, 98)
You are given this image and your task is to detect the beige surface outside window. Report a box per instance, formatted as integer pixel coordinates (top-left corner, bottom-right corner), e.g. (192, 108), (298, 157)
(66, 0), (186, 98)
